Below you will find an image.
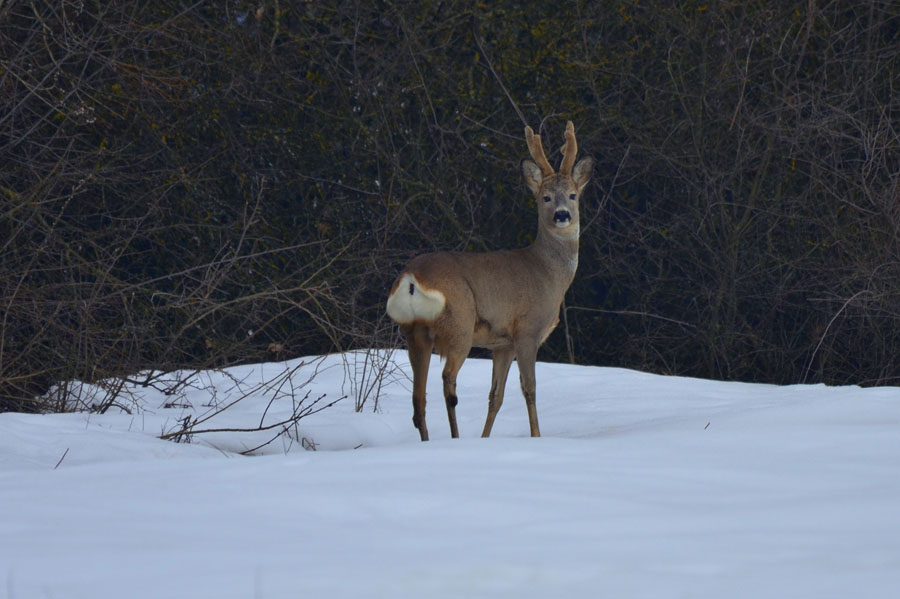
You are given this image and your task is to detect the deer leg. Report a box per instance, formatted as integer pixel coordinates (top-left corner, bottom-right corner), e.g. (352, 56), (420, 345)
(514, 340), (541, 437)
(404, 324), (433, 441)
(481, 346), (515, 438)
(441, 346), (469, 439)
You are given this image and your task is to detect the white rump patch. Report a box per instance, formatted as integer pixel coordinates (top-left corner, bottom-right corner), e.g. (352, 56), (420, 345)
(386, 273), (446, 324)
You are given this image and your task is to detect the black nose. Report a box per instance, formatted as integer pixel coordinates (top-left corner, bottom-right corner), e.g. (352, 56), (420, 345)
(553, 210), (571, 223)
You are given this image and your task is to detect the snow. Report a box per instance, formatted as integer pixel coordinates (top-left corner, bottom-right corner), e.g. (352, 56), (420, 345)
(2, 351), (900, 598)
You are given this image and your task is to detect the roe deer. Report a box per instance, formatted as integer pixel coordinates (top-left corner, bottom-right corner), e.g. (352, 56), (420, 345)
(386, 121), (593, 440)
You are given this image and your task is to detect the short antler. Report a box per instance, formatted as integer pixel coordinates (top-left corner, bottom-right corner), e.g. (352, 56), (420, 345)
(559, 120), (577, 176)
(525, 126), (555, 178)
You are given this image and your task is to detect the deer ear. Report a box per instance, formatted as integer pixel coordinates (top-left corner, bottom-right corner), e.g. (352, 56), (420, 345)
(522, 159), (543, 195)
(572, 157), (594, 191)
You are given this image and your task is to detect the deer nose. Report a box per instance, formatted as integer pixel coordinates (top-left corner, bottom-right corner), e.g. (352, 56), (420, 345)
(553, 209), (571, 224)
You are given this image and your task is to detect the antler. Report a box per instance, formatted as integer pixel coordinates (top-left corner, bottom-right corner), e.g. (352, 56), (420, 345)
(524, 125), (555, 178)
(559, 120), (577, 176)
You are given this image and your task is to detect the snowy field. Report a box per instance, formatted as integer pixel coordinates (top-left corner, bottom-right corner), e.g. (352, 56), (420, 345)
(2, 351), (900, 598)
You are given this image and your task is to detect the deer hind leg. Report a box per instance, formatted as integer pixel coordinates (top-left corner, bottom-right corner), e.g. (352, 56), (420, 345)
(403, 323), (434, 442)
(481, 346), (515, 438)
(441, 339), (472, 439)
(514, 340), (541, 437)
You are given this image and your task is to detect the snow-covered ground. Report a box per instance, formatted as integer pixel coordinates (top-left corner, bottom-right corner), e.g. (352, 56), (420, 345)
(2, 351), (899, 598)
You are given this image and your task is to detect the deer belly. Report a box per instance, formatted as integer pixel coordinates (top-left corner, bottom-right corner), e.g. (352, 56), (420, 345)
(471, 318), (512, 349)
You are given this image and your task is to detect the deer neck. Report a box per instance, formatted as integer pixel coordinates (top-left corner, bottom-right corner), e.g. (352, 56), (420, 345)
(530, 224), (580, 283)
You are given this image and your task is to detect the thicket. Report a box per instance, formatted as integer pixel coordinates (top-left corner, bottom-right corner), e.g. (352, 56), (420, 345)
(2, 0), (899, 411)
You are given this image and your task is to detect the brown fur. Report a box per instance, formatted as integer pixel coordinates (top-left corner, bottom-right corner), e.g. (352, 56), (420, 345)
(386, 121), (594, 440)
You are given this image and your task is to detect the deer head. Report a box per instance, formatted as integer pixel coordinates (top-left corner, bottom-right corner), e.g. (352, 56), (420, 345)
(523, 121), (595, 239)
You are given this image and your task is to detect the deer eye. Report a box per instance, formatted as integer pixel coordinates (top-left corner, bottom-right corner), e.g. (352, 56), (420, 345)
(569, 194), (576, 200)
(543, 196), (551, 203)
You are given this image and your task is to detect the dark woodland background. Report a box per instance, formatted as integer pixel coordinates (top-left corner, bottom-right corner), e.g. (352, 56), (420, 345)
(2, 0), (900, 411)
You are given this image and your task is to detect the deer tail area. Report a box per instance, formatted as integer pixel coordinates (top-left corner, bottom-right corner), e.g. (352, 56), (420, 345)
(386, 272), (446, 324)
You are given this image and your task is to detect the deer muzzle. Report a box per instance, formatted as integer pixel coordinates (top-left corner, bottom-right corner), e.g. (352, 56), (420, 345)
(553, 209), (572, 226)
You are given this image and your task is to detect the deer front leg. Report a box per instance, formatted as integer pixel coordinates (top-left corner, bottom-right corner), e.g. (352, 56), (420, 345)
(482, 346), (515, 438)
(514, 340), (541, 437)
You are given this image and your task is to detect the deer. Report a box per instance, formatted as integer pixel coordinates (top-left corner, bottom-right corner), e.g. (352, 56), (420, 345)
(385, 121), (593, 441)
